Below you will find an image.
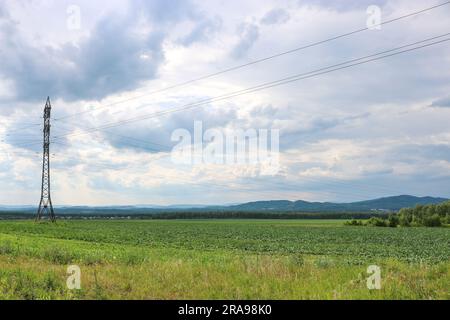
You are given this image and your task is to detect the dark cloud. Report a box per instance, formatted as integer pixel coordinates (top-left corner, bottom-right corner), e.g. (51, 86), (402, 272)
(261, 8), (290, 25)
(62, 15), (165, 101)
(0, 0), (205, 103)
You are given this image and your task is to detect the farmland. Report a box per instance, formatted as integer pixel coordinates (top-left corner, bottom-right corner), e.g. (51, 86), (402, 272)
(0, 219), (448, 299)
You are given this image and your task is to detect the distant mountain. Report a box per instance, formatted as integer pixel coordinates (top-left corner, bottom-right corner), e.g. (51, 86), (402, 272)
(0, 195), (447, 214)
(0, 205), (35, 212)
(227, 195), (448, 212)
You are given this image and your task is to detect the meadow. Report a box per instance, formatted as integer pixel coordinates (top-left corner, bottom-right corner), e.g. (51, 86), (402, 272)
(0, 219), (448, 300)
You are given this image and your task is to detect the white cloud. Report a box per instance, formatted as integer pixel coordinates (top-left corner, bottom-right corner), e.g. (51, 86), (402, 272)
(1, 0), (450, 205)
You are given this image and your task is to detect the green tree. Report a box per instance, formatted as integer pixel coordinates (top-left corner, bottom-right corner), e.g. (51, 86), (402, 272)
(388, 214), (399, 228)
(423, 214), (442, 227)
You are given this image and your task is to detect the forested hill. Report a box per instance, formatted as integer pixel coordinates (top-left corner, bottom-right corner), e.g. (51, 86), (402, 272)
(1, 195), (447, 215)
(226, 196), (448, 212)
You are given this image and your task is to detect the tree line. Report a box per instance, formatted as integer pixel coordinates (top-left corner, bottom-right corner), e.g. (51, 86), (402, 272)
(345, 201), (450, 227)
(0, 210), (390, 220)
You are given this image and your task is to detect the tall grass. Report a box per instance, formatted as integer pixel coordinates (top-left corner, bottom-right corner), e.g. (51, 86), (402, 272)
(0, 220), (448, 299)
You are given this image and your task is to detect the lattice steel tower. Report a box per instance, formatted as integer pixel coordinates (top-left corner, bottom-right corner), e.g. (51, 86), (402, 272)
(36, 97), (56, 222)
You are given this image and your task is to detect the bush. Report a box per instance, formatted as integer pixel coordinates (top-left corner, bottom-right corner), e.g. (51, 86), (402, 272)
(396, 201), (449, 227)
(365, 217), (388, 227)
(423, 214), (442, 227)
(344, 219), (364, 226)
(444, 214), (450, 225)
(398, 213), (411, 227)
(387, 214), (399, 228)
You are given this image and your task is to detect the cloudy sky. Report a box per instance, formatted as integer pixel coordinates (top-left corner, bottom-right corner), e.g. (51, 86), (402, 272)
(1, 0), (450, 205)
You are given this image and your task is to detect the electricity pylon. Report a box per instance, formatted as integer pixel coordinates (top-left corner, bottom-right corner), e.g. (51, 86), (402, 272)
(36, 97), (56, 222)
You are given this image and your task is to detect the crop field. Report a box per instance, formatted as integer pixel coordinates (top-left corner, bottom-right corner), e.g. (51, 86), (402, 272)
(0, 219), (448, 300)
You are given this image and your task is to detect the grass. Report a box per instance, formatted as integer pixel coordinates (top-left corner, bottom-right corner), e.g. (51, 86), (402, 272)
(0, 219), (448, 300)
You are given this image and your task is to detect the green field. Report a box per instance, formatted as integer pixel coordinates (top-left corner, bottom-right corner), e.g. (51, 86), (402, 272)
(0, 219), (448, 300)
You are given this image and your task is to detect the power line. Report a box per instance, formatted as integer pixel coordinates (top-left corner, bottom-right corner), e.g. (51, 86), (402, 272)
(52, 34), (450, 141)
(3, 0), (448, 145)
(52, 1), (450, 122)
(5, 39), (449, 199)
(9, 34), (450, 153)
(52, 120), (171, 152)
